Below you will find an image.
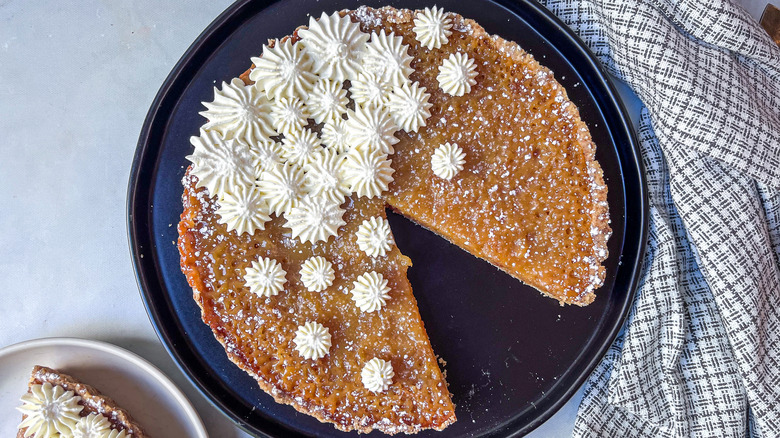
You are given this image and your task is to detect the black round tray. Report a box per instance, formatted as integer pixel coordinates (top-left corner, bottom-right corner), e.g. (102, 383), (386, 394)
(127, 0), (648, 436)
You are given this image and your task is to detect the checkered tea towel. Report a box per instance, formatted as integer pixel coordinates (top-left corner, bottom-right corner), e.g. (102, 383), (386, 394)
(538, 0), (780, 436)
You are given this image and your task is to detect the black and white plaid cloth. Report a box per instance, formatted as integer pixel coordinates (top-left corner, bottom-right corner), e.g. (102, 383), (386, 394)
(538, 0), (780, 436)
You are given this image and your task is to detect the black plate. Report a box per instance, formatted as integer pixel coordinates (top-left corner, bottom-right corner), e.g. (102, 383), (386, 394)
(128, 0), (648, 436)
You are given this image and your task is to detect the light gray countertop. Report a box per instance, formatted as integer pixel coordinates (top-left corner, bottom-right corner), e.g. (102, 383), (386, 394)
(0, 0), (765, 436)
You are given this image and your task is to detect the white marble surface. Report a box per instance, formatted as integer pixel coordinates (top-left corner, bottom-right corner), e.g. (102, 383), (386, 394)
(0, 0), (767, 437)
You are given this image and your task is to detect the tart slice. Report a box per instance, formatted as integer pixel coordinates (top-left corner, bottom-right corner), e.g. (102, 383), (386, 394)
(180, 185), (456, 433)
(178, 5), (610, 435)
(17, 365), (147, 438)
(373, 7), (611, 305)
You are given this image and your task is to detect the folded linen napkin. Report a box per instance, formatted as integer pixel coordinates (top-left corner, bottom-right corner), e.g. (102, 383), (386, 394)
(538, 0), (780, 436)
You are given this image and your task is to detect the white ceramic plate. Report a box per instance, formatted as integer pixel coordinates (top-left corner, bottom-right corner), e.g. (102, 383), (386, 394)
(0, 337), (207, 437)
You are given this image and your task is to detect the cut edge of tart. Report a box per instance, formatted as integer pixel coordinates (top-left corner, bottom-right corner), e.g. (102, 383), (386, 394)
(17, 365), (148, 438)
